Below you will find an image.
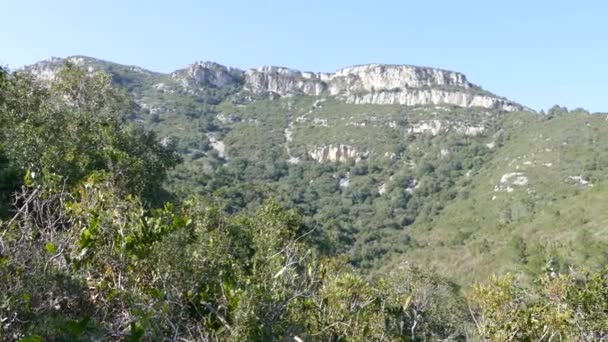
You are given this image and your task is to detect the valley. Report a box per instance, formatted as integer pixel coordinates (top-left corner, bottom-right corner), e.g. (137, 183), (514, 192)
(25, 56), (608, 284)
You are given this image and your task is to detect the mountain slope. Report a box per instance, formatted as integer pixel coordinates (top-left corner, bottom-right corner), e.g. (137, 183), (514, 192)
(395, 110), (608, 283)
(22, 56), (607, 285)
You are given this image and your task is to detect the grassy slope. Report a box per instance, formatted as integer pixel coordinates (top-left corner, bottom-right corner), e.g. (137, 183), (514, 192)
(393, 111), (608, 284)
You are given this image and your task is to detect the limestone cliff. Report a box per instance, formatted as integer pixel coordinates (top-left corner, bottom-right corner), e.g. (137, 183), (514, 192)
(24, 56), (523, 111)
(183, 62), (522, 111)
(22, 56), (98, 81)
(308, 145), (368, 163)
(244, 66), (327, 96)
(175, 61), (242, 88)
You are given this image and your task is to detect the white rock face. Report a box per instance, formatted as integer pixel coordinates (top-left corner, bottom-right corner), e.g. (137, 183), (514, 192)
(384, 151), (398, 160)
(342, 89), (520, 111)
(179, 62), (522, 111)
(309, 145), (368, 163)
(243, 64), (522, 111)
(495, 172), (529, 192)
(27, 64), (59, 81)
(405, 179), (419, 194)
(180, 61), (242, 88)
(378, 183), (387, 195)
(206, 133), (226, 159)
(407, 120), (486, 136)
(568, 175), (593, 187)
(332, 64), (469, 89)
(24, 56), (94, 82)
(245, 68), (326, 96)
(25, 57), (521, 111)
(312, 118), (328, 127)
(339, 172), (350, 188)
(408, 120), (444, 135)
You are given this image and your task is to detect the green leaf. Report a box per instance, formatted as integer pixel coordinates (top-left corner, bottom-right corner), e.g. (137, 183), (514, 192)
(23, 170), (34, 187)
(45, 242), (57, 254)
(126, 322), (145, 342)
(66, 317), (91, 336)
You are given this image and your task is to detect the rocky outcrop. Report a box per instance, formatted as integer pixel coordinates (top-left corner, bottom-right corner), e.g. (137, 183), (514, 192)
(408, 120), (487, 136)
(343, 88), (521, 111)
(330, 64), (468, 89)
(308, 145), (368, 163)
(177, 61), (242, 88)
(179, 62), (523, 111)
(22, 56), (160, 88)
(495, 172), (529, 193)
(247, 64), (524, 111)
(244, 67), (327, 96)
(22, 56), (94, 81)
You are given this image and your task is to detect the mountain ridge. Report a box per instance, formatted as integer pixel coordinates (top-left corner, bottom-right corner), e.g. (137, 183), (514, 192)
(24, 55), (525, 111)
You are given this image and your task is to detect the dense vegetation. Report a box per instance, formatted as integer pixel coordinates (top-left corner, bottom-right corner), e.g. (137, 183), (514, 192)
(30, 57), (608, 282)
(0, 64), (470, 341)
(2, 62), (608, 340)
(164, 93), (608, 284)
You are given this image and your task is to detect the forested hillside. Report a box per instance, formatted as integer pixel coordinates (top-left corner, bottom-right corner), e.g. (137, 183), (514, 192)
(2, 61), (608, 340)
(24, 56), (608, 283)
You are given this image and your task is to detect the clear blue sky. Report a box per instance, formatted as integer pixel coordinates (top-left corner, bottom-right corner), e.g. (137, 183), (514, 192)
(2, 0), (606, 112)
